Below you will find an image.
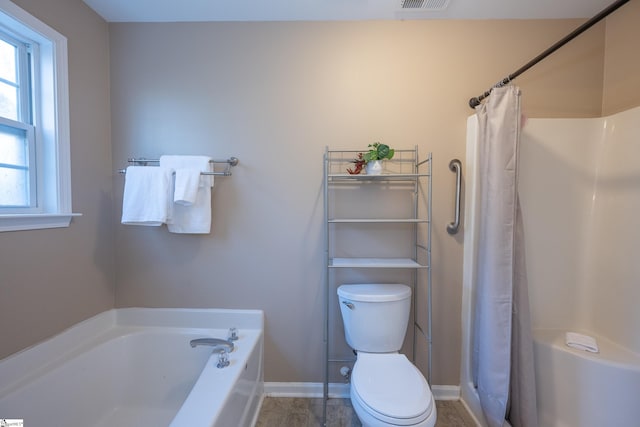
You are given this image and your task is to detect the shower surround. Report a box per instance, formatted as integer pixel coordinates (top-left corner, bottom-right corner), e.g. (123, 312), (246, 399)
(461, 106), (640, 427)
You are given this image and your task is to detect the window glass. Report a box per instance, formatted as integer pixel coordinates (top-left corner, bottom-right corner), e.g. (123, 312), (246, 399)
(0, 30), (31, 209)
(0, 167), (28, 206)
(0, 124), (27, 166)
(0, 80), (18, 120)
(0, 38), (16, 83)
(0, 124), (29, 206)
(0, 37), (18, 120)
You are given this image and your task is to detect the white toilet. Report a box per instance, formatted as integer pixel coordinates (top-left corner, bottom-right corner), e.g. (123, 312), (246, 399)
(337, 284), (437, 427)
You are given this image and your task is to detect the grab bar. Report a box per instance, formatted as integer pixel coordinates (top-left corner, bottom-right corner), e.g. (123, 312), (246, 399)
(447, 159), (462, 235)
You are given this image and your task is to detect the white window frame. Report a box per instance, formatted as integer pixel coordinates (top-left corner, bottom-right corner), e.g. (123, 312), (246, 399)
(0, 31), (37, 211)
(0, 0), (80, 232)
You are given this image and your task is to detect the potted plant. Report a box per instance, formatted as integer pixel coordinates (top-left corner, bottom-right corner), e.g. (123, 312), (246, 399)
(347, 142), (395, 175)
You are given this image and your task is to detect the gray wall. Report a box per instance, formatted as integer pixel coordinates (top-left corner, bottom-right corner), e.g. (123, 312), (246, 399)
(109, 20), (605, 385)
(4, 0), (637, 386)
(0, 0), (114, 360)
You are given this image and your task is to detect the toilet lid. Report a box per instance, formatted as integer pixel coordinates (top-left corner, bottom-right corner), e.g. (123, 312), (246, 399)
(351, 353), (433, 421)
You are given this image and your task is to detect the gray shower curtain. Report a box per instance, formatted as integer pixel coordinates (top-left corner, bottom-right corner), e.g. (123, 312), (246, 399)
(472, 86), (538, 427)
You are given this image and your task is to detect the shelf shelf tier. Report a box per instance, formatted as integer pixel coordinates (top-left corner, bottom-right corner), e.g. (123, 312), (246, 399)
(328, 218), (429, 224)
(329, 257), (428, 269)
(328, 173), (431, 180)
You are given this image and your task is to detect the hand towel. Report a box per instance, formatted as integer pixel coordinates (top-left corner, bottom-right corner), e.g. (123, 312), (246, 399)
(173, 168), (201, 206)
(159, 155), (213, 188)
(160, 155), (213, 234)
(121, 166), (172, 226)
(565, 332), (599, 353)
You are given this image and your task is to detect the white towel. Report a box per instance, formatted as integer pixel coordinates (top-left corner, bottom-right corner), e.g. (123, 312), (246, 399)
(160, 155), (213, 234)
(159, 155), (213, 188)
(173, 168), (201, 206)
(565, 332), (599, 353)
(121, 166), (172, 226)
(166, 184), (212, 234)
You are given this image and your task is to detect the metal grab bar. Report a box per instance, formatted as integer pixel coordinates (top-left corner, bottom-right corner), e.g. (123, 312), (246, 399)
(447, 159), (462, 235)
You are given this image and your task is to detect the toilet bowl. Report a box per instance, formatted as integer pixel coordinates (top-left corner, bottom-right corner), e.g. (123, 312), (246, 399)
(350, 353), (436, 427)
(337, 284), (437, 427)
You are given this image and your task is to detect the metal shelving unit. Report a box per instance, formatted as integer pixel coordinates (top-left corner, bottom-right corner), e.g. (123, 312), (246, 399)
(322, 146), (432, 426)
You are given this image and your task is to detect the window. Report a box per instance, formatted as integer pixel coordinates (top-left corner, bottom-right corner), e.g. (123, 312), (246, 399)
(0, 1), (77, 232)
(0, 32), (35, 210)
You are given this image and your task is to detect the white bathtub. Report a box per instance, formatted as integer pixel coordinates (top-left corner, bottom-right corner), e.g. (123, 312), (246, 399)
(0, 308), (264, 427)
(534, 329), (640, 427)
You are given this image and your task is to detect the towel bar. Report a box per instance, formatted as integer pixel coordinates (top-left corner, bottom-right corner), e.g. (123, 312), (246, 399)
(118, 157), (239, 176)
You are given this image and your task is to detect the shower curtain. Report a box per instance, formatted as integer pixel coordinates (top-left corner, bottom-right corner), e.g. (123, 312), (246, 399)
(472, 86), (538, 427)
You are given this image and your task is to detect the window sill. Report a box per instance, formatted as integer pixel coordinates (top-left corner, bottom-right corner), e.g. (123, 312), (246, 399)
(0, 213), (82, 232)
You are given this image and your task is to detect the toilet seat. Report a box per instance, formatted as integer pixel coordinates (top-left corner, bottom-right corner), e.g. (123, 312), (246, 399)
(351, 353), (434, 425)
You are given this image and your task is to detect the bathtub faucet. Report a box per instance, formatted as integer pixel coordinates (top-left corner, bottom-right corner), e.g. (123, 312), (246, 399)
(190, 338), (234, 368)
(190, 337), (234, 352)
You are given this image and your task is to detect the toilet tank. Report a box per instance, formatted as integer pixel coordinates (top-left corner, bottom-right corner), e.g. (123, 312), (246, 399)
(337, 284), (411, 353)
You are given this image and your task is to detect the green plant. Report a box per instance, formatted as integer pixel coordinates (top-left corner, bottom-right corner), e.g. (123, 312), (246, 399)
(363, 142), (394, 163)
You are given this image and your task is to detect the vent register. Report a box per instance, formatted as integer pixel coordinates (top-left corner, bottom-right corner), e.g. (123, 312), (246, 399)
(401, 0), (450, 9)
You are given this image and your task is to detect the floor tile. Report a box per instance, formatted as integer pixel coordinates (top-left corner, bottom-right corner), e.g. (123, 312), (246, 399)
(256, 397), (477, 427)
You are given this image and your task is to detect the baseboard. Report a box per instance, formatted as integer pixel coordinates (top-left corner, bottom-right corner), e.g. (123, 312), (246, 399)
(431, 385), (461, 400)
(264, 382), (350, 398)
(459, 397), (485, 427)
(264, 382), (461, 401)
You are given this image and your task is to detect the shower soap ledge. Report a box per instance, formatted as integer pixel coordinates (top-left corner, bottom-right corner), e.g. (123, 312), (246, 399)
(565, 332), (599, 353)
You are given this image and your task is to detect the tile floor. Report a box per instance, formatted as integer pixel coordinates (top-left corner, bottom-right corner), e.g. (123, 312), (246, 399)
(256, 397), (477, 427)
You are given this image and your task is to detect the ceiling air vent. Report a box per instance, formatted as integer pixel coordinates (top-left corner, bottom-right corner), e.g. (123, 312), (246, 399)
(400, 0), (450, 10)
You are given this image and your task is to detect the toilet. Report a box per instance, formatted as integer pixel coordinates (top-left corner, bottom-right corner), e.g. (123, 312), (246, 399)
(337, 284), (436, 427)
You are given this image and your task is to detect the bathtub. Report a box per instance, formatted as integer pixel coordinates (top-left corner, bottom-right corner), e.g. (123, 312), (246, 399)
(534, 329), (640, 427)
(0, 308), (264, 427)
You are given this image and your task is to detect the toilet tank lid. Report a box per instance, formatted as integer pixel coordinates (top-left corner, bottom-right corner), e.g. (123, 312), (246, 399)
(337, 284), (411, 302)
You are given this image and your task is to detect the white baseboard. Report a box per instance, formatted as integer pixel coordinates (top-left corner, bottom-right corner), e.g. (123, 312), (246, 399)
(459, 397), (485, 427)
(264, 382), (460, 401)
(431, 385), (461, 400)
(264, 382), (350, 398)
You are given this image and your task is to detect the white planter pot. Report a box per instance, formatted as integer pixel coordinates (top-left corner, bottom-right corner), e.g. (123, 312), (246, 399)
(365, 160), (383, 175)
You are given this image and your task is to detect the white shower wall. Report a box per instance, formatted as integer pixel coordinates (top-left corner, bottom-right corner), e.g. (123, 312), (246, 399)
(518, 117), (600, 332)
(585, 107), (640, 354)
(519, 106), (640, 353)
(461, 107), (640, 427)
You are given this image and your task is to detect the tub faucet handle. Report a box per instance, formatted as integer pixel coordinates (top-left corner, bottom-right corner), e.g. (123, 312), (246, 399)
(216, 349), (230, 368)
(228, 327), (239, 341)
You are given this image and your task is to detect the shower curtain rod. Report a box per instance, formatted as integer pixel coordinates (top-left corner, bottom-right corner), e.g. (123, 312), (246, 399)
(468, 0), (630, 109)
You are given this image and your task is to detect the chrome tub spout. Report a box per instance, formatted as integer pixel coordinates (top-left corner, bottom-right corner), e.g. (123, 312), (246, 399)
(190, 337), (234, 352)
(190, 338), (235, 368)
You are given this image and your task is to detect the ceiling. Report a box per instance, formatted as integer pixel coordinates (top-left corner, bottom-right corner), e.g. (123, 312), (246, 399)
(82, 0), (617, 22)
